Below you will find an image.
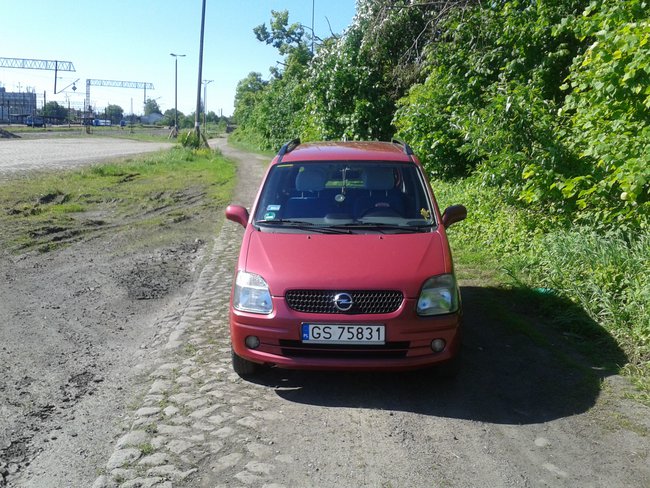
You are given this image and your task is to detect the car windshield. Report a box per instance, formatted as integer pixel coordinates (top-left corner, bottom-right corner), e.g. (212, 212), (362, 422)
(253, 161), (435, 233)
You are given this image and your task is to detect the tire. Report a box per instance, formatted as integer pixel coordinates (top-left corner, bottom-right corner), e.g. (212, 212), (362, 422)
(231, 348), (260, 378)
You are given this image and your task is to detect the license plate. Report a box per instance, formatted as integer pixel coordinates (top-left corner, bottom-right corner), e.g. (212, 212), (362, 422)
(301, 324), (385, 345)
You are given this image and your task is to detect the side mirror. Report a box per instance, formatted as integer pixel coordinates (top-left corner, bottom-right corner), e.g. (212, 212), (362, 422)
(226, 205), (249, 228)
(441, 205), (467, 228)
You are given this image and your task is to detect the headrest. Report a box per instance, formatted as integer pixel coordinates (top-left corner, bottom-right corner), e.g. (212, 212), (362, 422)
(296, 168), (326, 192)
(363, 168), (395, 191)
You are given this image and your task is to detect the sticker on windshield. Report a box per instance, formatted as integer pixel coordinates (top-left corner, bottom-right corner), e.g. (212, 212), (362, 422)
(267, 205), (281, 211)
(420, 208), (431, 219)
(264, 211), (277, 220)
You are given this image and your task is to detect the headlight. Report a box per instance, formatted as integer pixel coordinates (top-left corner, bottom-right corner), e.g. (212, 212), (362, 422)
(417, 274), (459, 316)
(233, 271), (273, 314)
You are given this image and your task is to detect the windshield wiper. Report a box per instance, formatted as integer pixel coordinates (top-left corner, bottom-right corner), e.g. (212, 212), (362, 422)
(255, 219), (352, 234)
(325, 222), (434, 233)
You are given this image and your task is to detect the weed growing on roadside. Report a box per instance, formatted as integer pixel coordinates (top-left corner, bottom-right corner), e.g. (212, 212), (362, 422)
(138, 443), (155, 456)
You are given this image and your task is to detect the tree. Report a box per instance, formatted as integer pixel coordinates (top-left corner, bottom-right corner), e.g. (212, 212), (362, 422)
(144, 98), (161, 115)
(254, 10), (307, 56)
(161, 108), (181, 127)
(105, 104), (124, 125)
(232, 11), (313, 149)
(302, 0), (459, 142)
(42, 101), (68, 121)
(233, 72), (267, 126)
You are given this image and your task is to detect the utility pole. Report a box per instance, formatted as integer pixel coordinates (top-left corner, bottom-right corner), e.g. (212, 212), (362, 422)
(194, 0), (208, 146)
(311, 0), (315, 55)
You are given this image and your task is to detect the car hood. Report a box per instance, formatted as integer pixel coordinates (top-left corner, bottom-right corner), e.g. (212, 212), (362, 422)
(242, 230), (450, 298)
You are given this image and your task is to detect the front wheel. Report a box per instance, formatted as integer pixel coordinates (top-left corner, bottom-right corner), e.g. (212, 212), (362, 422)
(231, 348), (261, 378)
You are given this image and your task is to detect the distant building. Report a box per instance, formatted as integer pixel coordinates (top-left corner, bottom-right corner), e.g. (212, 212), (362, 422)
(0, 87), (37, 123)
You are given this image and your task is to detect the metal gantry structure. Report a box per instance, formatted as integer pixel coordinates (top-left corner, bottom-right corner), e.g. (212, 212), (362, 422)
(85, 79), (154, 111)
(0, 57), (76, 94)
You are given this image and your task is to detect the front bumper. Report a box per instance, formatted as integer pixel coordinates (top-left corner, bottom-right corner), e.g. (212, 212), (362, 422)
(229, 296), (462, 371)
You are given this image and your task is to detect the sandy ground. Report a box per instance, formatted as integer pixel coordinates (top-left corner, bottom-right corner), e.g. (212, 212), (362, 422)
(0, 136), (172, 175)
(0, 136), (648, 488)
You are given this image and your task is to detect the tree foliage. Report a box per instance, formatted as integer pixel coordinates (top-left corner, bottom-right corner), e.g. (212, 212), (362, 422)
(233, 72), (267, 127)
(254, 10), (306, 56)
(233, 0), (649, 226)
(394, 0), (648, 226)
(558, 0), (649, 222)
(104, 104), (124, 124)
(42, 101), (68, 120)
(395, 0), (587, 182)
(144, 98), (161, 115)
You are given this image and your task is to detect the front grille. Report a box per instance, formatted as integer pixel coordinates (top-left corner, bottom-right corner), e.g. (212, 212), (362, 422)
(279, 340), (409, 359)
(285, 290), (403, 314)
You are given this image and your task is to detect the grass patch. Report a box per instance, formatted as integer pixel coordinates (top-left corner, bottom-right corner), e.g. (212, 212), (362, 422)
(138, 443), (155, 456)
(0, 146), (235, 254)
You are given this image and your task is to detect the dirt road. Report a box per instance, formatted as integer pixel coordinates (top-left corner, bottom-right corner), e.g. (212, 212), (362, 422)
(0, 137), (172, 176)
(1, 137), (648, 487)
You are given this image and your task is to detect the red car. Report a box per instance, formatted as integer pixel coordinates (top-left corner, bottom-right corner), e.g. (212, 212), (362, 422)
(226, 140), (466, 377)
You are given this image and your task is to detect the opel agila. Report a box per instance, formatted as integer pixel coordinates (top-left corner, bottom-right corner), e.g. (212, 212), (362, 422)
(226, 140), (467, 378)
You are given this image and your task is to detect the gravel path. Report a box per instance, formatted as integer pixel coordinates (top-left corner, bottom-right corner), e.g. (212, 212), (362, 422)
(0, 137), (172, 176)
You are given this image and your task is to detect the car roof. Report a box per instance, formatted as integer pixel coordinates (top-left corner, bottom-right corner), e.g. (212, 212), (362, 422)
(275, 141), (416, 164)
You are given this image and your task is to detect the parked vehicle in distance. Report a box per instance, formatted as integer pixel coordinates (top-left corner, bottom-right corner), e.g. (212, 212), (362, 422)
(226, 139), (467, 378)
(92, 119), (112, 126)
(25, 116), (44, 127)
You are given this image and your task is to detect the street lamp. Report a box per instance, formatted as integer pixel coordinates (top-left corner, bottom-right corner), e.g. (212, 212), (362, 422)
(170, 53), (186, 137)
(202, 79), (213, 130)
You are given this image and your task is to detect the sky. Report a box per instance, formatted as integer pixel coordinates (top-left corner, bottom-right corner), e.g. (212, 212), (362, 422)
(1, 0), (357, 117)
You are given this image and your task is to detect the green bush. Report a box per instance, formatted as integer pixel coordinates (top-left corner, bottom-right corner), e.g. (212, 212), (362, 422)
(433, 176), (545, 262)
(558, 0), (650, 225)
(179, 131), (201, 149)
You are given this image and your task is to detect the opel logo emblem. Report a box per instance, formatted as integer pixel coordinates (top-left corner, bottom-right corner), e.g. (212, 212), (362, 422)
(333, 292), (353, 312)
